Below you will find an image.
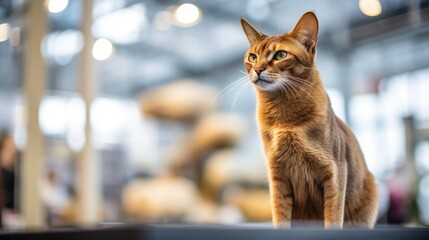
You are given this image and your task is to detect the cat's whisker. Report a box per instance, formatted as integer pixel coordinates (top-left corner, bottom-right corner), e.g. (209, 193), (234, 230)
(274, 81), (285, 96)
(264, 74), (296, 100)
(287, 76), (315, 88)
(288, 82), (302, 102)
(282, 74), (325, 91)
(291, 78), (325, 92)
(231, 80), (249, 111)
(279, 78), (300, 102)
(239, 69), (248, 75)
(280, 81), (292, 101)
(211, 76), (248, 106)
(287, 80), (318, 105)
(300, 66), (317, 70)
(284, 74), (317, 86)
(282, 74), (312, 83)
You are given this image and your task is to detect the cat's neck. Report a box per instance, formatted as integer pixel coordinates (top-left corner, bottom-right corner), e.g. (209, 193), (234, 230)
(256, 69), (329, 128)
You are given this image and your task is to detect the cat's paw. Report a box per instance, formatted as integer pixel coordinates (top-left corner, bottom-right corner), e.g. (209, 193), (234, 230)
(324, 221), (343, 229)
(273, 221), (291, 229)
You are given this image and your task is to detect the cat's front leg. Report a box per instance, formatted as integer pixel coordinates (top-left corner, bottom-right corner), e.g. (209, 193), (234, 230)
(269, 174), (293, 228)
(323, 163), (347, 228)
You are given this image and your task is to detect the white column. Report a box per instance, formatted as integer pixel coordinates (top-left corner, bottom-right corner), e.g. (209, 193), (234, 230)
(21, 0), (46, 229)
(76, 0), (101, 226)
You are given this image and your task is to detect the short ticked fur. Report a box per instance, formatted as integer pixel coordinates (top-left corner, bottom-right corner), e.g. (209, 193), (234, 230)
(241, 12), (378, 228)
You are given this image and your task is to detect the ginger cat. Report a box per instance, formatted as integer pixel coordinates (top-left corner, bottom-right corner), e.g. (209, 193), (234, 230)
(240, 12), (378, 228)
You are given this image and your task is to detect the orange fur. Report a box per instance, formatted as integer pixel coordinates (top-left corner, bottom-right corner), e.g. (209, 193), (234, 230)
(240, 12), (378, 228)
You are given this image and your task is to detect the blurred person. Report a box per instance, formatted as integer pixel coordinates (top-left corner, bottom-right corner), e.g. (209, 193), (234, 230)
(41, 168), (71, 226)
(0, 130), (19, 228)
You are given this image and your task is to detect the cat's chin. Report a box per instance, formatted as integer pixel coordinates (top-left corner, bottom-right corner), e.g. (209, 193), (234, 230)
(253, 79), (278, 92)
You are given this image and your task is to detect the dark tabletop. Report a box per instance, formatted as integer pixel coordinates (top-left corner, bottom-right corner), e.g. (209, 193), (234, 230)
(0, 224), (428, 240)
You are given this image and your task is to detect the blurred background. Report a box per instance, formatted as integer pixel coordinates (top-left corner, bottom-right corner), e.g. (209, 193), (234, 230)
(0, 0), (429, 230)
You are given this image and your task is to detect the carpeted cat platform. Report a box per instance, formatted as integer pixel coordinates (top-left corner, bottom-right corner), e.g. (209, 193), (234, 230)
(0, 224), (428, 240)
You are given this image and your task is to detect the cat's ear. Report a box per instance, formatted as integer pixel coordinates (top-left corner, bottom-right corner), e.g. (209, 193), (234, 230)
(289, 12), (319, 53)
(240, 18), (265, 46)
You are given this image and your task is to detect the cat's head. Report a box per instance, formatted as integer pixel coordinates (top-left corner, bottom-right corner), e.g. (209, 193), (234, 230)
(241, 12), (319, 92)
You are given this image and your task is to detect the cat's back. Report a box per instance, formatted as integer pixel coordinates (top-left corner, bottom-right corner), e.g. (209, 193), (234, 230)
(334, 116), (368, 176)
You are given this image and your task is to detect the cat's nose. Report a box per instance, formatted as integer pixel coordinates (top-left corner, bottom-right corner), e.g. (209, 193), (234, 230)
(254, 67), (266, 75)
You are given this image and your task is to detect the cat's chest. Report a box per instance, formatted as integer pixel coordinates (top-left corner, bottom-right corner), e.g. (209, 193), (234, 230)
(265, 128), (328, 214)
(264, 128), (312, 159)
(264, 128), (328, 181)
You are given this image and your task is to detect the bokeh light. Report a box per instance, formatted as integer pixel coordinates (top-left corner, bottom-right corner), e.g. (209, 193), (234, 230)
(173, 3), (202, 27)
(46, 0), (69, 13)
(0, 23), (10, 42)
(359, 0), (382, 17)
(92, 38), (114, 61)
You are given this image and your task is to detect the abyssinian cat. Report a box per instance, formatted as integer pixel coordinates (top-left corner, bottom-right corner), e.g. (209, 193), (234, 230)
(240, 12), (379, 228)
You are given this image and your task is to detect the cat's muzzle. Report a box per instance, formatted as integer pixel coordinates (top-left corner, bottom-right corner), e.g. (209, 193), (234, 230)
(254, 78), (273, 88)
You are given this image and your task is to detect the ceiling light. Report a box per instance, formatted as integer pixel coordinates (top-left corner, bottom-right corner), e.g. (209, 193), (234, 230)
(92, 38), (114, 61)
(173, 3), (202, 27)
(0, 23), (10, 42)
(359, 0), (382, 17)
(46, 0), (69, 13)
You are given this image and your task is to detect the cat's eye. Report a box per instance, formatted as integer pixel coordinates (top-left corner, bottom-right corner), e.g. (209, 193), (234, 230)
(274, 51), (288, 60)
(248, 53), (258, 63)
